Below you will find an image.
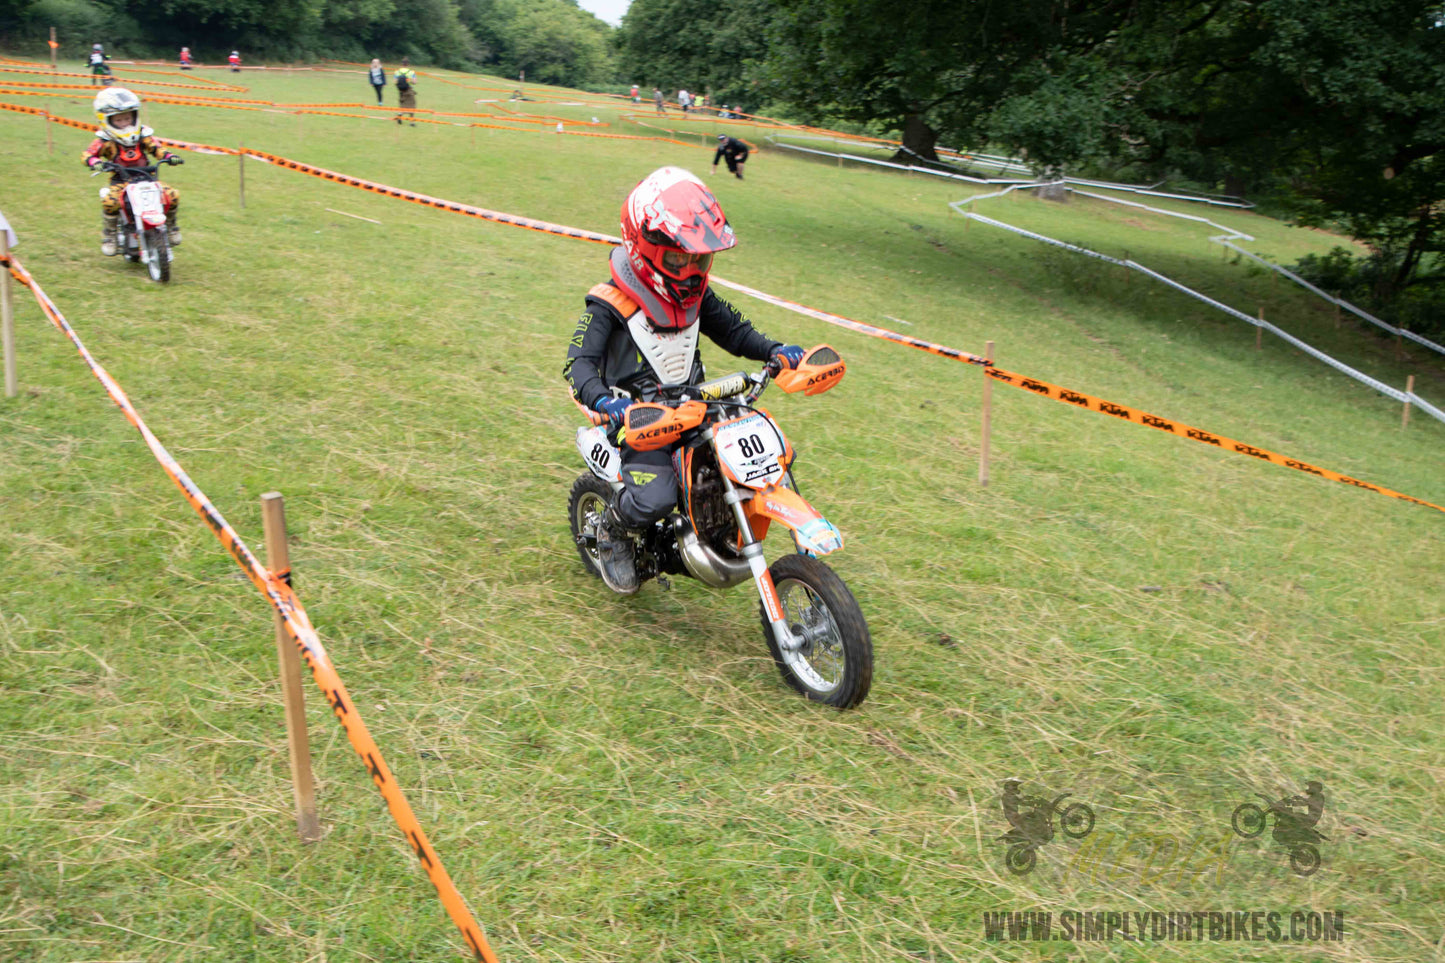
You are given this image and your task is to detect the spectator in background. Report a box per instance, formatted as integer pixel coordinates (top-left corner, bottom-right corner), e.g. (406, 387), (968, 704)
(630, 83), (639, 103)
(653, 87), (664, 114)
(394, 57), (417, 126)
(368, 58), (386, 105)
(179, 46), (192, 70)
(678, 89), (690, 113)
(713, 134), (749, 180)
(228, 50), (241, 72)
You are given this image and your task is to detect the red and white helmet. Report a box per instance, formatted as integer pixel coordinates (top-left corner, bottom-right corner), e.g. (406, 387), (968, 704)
(617, 167), (736, 329)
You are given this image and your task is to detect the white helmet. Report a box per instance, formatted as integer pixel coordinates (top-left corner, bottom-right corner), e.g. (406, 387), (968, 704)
(94, 87), (143, 146)
(92, 43), (102, 50)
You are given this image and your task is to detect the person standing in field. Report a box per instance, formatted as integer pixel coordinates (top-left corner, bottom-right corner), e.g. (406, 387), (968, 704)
(368, 59), (386, 105)
(394, 57), (417, 126)
(228, 50), (241, 72)
(88, 44), (112, 86)
(653, 86), (664, 114)
(179, 47), (192, 70)
(678, 89), (691, 113)
(713, 134), (750, 180)
(630, 83), (639, 103)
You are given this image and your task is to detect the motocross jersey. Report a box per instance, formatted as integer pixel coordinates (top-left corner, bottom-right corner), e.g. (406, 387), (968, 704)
(564, 253), (781, 410)
(83, 127), (174, 182)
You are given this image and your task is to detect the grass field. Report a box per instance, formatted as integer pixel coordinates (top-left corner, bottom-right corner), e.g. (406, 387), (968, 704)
(1, 60), (1442, 962)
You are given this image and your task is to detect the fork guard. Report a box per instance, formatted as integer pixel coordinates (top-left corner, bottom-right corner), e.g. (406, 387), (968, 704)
(746, 485), (844, 557)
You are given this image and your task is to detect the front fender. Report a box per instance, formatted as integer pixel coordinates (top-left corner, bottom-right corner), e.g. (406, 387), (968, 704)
(746, 485), (844, 557)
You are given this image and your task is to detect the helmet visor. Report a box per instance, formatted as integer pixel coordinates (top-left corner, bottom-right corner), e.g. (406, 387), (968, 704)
(660, 249), (712, 276)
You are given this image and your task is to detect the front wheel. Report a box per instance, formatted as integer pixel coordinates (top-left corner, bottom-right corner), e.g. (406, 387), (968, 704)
(1060, 802), (1095, 839)
(144, 228), (170, 283)
(762, 554), (872, 709)
(568, 473), (612, 578)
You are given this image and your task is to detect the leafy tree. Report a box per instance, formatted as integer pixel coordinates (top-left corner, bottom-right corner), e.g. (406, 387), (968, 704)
(614, 0), (774, 109)
(763, 0), (1139, 162)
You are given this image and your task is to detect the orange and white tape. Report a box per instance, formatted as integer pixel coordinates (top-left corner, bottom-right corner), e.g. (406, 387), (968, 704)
(2, 253), (500, 962)
(6, 100), (1437, 517)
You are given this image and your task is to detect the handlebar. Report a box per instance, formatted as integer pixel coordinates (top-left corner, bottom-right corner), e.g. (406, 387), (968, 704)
(92, 157), (183, 178)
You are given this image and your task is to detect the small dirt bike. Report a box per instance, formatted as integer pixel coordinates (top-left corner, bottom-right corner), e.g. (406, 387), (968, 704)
(568, 345), (873, 709)
(94, 159), (182, 282)
(1001, 793), (1096, 874)
(1231, 793), (1325, 876)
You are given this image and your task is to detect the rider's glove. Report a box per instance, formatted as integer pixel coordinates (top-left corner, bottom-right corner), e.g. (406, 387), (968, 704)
(164, 155), (185, 166)
(770, 344), (806, 370)
(593, 396), (633, 425)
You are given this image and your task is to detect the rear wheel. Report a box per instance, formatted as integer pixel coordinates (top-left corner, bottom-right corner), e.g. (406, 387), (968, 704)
(144, 228), (170, 283)
(762, 554), (872, 709)
(568, 473), (612, 578)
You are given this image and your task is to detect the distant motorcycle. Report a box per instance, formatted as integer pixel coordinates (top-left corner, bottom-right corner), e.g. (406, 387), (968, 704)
(94, 159), (182, 282)
(1001, 792), (1095, 875)
(1231, 792), (1325, 876)
(569, 345), (873, 708)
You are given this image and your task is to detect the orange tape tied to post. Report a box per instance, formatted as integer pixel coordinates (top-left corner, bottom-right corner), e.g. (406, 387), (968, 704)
(1, 253), (500, 963)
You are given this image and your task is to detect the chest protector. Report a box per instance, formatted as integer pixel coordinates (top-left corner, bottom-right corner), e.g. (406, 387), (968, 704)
(588, 283), (700, 386)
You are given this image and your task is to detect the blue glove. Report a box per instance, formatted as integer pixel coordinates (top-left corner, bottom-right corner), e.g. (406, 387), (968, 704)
(771, 344), (806, 370)
(594, 396), (633, 424)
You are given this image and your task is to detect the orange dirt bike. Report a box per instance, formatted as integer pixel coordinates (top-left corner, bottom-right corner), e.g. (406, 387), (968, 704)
(568, 345), (873, 709)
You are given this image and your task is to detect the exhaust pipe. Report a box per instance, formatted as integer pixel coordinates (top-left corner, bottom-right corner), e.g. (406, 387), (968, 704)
(672, 517), (753, 588)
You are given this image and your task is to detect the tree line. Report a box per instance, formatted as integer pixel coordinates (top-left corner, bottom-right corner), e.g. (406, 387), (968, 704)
(620, 0), (1445, 340)
(0, 0), (616, 89)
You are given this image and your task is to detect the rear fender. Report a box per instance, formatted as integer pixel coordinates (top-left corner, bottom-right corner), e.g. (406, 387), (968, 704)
(747, 484), (844, 557)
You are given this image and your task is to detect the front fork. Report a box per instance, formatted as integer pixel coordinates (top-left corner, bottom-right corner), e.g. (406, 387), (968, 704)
(701, 425), (803, 653)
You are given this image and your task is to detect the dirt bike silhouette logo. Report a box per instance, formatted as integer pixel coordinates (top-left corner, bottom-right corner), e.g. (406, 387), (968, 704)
(999, 779), (1096, 875)
(1231, 782), (1327, 876)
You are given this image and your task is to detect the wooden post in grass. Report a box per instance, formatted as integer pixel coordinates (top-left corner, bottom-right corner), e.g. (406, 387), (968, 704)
(1402, 375), (1415, 429)
(979, 340), (994, 488)
(238, 142), (246, 209)
(260, 492), (321, 843)
(44, 106), (52, 154)
(1, 231), (15, 398)
(49, 28), (57, 70)
(1257, 308), (1263, 350)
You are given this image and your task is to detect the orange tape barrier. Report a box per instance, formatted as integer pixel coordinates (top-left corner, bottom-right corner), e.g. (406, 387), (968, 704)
(0, 63), (246, 92)
(983, 368), (1445, 513)
(2, 253), (499, 962)
(8, 100), (1436, 517)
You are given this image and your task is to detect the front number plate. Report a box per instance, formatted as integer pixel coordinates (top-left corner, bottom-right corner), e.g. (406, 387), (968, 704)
(715, 413), (785, 489)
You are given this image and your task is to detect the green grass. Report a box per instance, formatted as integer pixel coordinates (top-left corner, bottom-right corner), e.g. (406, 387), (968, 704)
(1, 59), (1442, 962)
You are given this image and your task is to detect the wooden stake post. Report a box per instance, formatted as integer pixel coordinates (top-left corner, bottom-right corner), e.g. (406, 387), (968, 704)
(979, 340), (994, 487)
(1, 231), (15, 398)
(49, 28), (57, 70)
(260, 492), (321, 842)
(1402, 374), (1415, 429)
(237, 142), (246, 208)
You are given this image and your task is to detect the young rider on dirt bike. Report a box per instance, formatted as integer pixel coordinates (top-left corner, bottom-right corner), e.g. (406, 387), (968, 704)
(82, 88), (184, 257)
(563, 166), (805, 594)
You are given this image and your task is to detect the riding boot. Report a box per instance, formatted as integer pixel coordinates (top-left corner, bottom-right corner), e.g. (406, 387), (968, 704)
(595, 504), (640, 595)
(167, 213), (182, 247)
(100, 214), (119, 256)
